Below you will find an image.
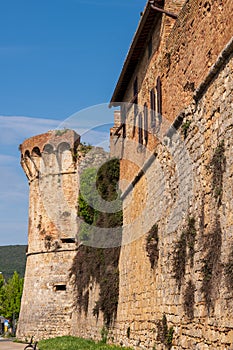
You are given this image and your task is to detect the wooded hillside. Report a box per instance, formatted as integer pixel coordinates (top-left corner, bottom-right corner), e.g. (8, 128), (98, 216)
(0, 245), (27, 280)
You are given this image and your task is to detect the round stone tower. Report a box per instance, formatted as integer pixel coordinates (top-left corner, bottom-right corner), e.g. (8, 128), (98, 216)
(17, 129), (80, 340)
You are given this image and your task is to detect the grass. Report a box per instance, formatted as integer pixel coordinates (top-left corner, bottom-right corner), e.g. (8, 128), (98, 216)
(38, 336), (133, 350)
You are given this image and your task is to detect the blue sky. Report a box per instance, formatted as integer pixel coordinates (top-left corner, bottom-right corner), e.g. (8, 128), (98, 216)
(0, 0), (146, 245)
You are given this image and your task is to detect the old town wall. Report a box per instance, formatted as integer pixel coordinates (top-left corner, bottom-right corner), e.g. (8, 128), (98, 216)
(109, 0), (233, 348)
(112, 47), (233, 349)
(17, 131), (111, 341)
(17, 130), (80, 340)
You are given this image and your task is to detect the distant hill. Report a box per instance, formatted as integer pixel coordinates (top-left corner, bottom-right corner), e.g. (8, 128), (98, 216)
(0, 245), (27, 280)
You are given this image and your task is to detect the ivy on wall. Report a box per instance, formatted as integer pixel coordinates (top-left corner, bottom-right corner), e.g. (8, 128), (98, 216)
(78, 161), (122, 244)
(208, 140), (226, 206)
(200, 141), (226, 312)
(183, 280), (195, 319)
(201, 216), (222, 313)
(225, 244), (233, 291)
(157, 314), (174, 350)
(70, 158), (122, 327)
(146, 224), (159, 269)
(172, 217), (196, 289)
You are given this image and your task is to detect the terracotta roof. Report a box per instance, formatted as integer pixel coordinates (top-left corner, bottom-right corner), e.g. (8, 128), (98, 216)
(110, 1), (161, 106)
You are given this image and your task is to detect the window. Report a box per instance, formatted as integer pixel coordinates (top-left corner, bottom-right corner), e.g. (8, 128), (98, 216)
(156, 76), (162, 117)
(133, 77), (138, 137)
(150, 76), (162, 131)
(150, 88), (156, 128)
(32, 147), (41, 157)
(138, 112), (143, 146)
(120, 104), (127, 139)
(61, 238), (75, 244)
(54, 284), (66, 291)
(143, 103), (148, 145)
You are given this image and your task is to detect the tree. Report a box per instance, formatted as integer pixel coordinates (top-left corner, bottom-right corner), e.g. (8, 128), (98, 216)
(0, 273), (4, 289)
(0, 271), (24, 321)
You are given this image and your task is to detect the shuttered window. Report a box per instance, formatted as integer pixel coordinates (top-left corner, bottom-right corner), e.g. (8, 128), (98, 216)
(156, 76), (162, 117)
(138, 112), (143, 145)
(150, 88), (156, 128)
(150, 76), (162, 131)
(144, 103), (148, 145)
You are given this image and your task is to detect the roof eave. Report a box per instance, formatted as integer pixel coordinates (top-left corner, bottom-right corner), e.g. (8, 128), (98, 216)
(109, 1), (161, 107)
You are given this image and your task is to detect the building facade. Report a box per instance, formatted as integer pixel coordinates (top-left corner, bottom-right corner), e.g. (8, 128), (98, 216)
(109, 0), (233, 348)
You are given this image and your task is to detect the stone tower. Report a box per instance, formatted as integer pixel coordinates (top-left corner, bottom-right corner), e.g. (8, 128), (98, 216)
(17, 129), (80, 340)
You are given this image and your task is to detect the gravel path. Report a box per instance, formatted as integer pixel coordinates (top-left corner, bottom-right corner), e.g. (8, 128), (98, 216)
(0, 339), (27, 350)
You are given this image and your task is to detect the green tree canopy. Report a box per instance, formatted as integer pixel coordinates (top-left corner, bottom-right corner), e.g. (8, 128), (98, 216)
(0, 271), (24, 320)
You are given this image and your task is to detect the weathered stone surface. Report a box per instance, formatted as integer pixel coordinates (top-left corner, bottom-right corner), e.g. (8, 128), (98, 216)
(108, 0), (233, 348)
(17, 130), (80, 340)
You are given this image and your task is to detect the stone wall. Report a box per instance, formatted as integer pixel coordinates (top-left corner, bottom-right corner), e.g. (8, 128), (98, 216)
(162, 0), (233, 123)
(108, 0), (233, 348)
(120, 0), (233, 125)
(111, 48), (233, 349)
(17, 130), (79, 340)
(17, 251), (76, 340)
(70, 146), (113, 341)
(17, 131), (112, 341)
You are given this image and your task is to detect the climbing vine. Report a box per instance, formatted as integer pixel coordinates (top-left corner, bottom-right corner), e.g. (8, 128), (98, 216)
(225, 244), (233, 291)
(70, 158), (122, 327)
(201, 216), (222, 313)
(157, 314), (174, 349)
(183, 280), (195, 319)
(208, 140), (226, 206)
(172, 217), (196, 289)
(146, 224), (159, 269)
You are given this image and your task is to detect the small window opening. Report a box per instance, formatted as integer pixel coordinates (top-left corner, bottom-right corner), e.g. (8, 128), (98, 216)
(61, 238), (75, 244)
(156, 76), (162, 116)
(32, 147), (41, 157)
(150, 76), (162, 132)
(55, 284), (66, 291)
(25, 150), (31, 158)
